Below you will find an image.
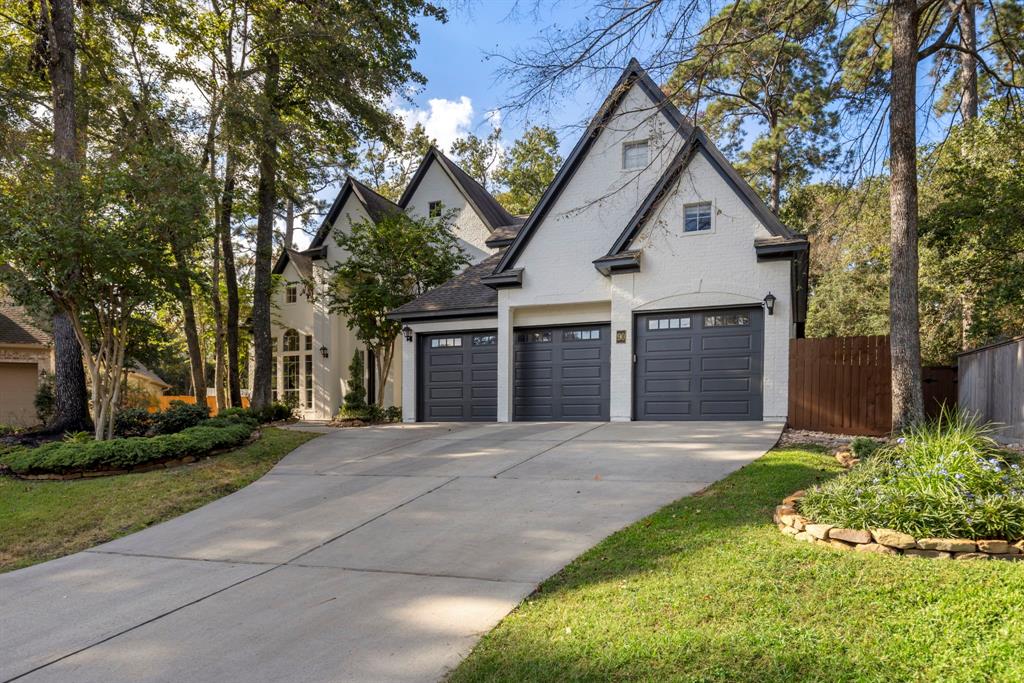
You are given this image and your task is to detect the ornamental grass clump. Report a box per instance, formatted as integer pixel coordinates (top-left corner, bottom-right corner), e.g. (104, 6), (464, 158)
(799, 409), (1024, 541)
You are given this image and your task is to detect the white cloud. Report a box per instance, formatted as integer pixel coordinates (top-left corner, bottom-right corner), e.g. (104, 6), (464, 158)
(395, 96), (474, 152)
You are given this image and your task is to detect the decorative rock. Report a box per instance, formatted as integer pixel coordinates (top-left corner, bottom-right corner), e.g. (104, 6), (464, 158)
(782, 490), (806, 506)
(977, 539), (1011, 555)
(871, 528), (917, 549)
(805, 524), (834, 540)
(776, 505), (797, 517)
(854, 543), (898, 555)
(793, 531), (815, 543)
(905, 548), (952, 559)
(829, 528), (873, 545)
(829, 539), (855, 551)
(781, 525), (800, 537)
(953, 552), (991, 561)
(916, 538), (977, 553)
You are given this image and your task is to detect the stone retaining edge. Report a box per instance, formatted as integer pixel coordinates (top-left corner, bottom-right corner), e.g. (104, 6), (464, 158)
(774, 490), (1024, 561)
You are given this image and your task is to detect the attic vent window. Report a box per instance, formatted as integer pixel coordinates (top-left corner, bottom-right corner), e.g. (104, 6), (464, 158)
(684, 202), (713, 232)
(428, 200), (443, 218)
(622, 140), (649, 170)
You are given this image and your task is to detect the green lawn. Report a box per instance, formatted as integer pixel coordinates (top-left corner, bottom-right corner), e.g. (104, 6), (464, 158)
(450, 446), (1024, 683)
(0, 427), (319, 573)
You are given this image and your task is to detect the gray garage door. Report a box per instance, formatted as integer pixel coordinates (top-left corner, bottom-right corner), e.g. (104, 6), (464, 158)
(514, 324), (610, 421)
(634, 308), (763, 420)
(418, 331), (497, 421)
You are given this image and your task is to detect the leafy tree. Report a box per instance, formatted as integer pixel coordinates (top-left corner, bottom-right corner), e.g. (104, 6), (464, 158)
(246, 0), (445, 411)
(361, 123), (437, 200)
(666, 0), (841, 210)
(494, 126), (562, 214)
(920, 113), (1024, 348)
(328, 212), (468, 405)
(450, 126), (502, 189)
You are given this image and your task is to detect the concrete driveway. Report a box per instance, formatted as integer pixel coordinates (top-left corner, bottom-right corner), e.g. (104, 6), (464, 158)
(1, 421), (781, 683)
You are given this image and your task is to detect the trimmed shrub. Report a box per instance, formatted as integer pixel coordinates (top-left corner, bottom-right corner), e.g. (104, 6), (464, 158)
(799, 409), (1024, 540)
(114, 408), (154, 437)
(0, 416), (255, 475)
(252, 402), (293, 424)
(34, 371), (54, 425)
(153, 400), (209, 434)
(343, 351), (368, 413)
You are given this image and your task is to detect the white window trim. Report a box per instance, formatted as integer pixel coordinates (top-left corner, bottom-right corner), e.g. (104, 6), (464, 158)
(284, 283), (298, 304)
(682, 200), (716, 236)
(622, 139), (650, 171)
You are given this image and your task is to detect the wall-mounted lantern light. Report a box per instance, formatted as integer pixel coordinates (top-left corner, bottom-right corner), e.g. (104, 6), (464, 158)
(402, 325), (413, 342)
(319, 344), (329, 359)
(763, 292), (777, 316)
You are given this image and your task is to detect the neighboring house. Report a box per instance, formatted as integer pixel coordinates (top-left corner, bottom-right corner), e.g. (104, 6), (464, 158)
(125, 361), (171, 408)
(0, 301), (53, 428)
(270, 151), (522, 420)
(390, 59), (809, 423)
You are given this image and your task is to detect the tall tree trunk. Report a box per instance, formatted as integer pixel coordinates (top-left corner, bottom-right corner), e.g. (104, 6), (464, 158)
(889, 0), (925, 431)
(285, 198), (296, 249)
(957, 0), (979, 121)
(212, 222), (228, 411)
(770, 149), (782, 213)
(250, 45), (281, 410)
(44, 0), (91, 433)
(49, 310), (91, 432)
(171, 243), (207, 402)
(220, 157), (243, 407)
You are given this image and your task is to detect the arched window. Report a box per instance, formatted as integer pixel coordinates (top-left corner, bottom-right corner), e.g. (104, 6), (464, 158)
(282, 329), (300, 352)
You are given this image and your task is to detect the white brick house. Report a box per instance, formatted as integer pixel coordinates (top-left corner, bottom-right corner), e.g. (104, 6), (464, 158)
(389, 59), (808, 423)
(270, 151), (521, 419)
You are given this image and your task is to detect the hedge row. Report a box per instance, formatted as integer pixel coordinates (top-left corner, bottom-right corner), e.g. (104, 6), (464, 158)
(0, 415), (257, 476)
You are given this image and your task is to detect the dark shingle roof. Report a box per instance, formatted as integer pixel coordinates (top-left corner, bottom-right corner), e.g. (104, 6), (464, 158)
(388, 253), (502, 320)
(399, 148), (515, 232)
(0, 302), (51, 346)
(485, 218), (526, 247)
(273, 177), (400, 275)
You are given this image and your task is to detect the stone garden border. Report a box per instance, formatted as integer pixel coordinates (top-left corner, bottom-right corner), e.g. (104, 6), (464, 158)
(774, 490), (1024, 561)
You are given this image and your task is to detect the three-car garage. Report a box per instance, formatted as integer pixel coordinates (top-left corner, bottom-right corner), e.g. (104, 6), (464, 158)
(416, 308), (764, 422)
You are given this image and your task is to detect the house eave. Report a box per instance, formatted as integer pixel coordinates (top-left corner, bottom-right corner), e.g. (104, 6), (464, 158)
(386, 306), (499, 322)
(755, 240), (809, 261)
(481, 269), (523, 289)
(593, 252), (642, 276)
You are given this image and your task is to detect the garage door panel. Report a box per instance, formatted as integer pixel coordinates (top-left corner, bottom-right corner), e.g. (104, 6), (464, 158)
(514, 325), (609, 421)
(419, 331), (497, 422)
(635, 309), (763, 421)
(645, 337), (692, 353)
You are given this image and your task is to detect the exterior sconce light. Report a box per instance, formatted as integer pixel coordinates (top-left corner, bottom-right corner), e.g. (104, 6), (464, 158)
(402, 325), (413, 342)
(763, 292), (777, 316)
(319, 345), (329, 359)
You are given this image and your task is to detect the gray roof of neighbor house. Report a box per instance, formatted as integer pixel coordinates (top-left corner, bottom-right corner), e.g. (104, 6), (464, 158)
(273, 177), (401, 276)
(130, 361), (170, 389)
(485, 218), (527, 248)
(398, 147), (516, 232)
(387, 252), (503, 320)
(0, 301), (51, 346)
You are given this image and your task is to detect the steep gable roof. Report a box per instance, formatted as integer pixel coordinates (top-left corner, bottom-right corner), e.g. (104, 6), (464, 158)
(397, 147), (515, 232)
(494, 58), (796, 276)
(273, 177), (400, 275)
(387, 251), (502, 321)
(0, 301), (51, 346)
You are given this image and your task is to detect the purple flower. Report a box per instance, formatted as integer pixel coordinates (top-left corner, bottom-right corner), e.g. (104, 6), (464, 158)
(897, 437), (906, 444)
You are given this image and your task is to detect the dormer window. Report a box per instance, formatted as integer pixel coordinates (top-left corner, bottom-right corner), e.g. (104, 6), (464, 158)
(684, 202), (713, 232)
(622, 140), (649, 170)
(428, 200), (443, 218)
(285, 284), (298, 303)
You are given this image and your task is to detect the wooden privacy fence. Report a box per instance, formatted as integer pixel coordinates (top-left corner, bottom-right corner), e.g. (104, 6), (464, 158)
(959, 336), (1024, 442)
(788, 335), (957, 436)
(150, 395), (249, 415)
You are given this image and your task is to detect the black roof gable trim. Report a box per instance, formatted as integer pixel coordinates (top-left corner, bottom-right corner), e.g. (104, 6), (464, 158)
(273, 177), (400, 275)
(396, 147), (514, 231)
(494, 58), (795, 275)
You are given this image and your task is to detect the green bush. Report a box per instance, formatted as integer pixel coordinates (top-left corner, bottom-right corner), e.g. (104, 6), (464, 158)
(0, 416), (255, 475)
(850, 436), (883, 459)
(153, 400), (209, 434)
(343, 351), (368, 412)
(384, 405), (402, 422)
(114, 408), (153, 437)
(335, 403), (402, 423)
(252, 402), (293, 423)
(799, 409), (1024, 540)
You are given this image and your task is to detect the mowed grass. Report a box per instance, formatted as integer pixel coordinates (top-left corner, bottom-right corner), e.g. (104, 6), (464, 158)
(450, 446), (1024, 683)
(0, 427), (319, 573)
